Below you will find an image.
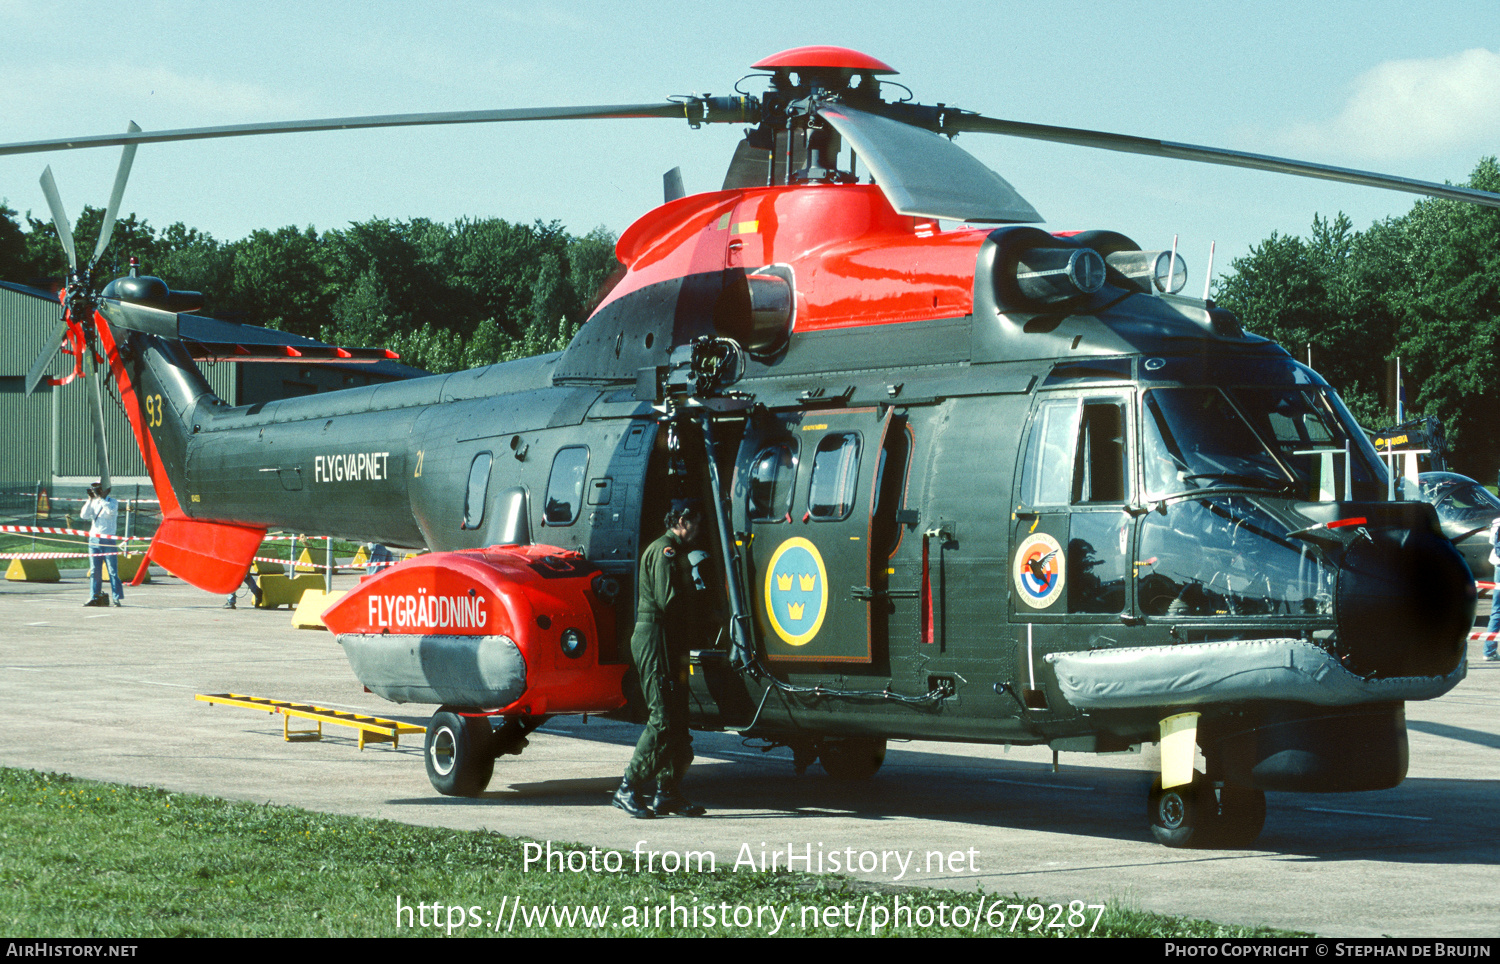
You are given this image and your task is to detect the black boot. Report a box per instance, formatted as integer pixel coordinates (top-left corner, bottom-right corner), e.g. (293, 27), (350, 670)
(83, 594), (108, 608)
(612, 779), (655, 819)
(652, 787), (706, 817)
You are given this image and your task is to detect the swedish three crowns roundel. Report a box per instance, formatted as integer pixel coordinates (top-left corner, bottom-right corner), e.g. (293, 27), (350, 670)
(1013, 532), (1065, 609)
(765, 537), (829, 646)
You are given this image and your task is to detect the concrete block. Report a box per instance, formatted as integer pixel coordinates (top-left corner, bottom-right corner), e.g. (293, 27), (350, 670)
(291, 589), (346, 630)
(256, 573), (325, 609)
(5, 557), (60, 583)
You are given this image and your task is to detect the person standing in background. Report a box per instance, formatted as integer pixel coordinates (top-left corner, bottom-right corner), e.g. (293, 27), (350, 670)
(80, 481), (123, 608)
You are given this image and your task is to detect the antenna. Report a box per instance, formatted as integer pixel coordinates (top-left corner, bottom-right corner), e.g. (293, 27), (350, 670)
(1203, 241), (1215, 301)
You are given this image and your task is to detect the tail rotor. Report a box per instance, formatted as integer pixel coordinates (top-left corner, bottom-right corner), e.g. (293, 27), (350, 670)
(23, 122), (143, 492)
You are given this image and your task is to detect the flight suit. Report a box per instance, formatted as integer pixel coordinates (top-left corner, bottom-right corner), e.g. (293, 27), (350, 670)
(623, 529), (705, 791)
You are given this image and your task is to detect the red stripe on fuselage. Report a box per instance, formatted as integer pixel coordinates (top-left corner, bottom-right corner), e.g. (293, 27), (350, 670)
(603, 184), (989, 332)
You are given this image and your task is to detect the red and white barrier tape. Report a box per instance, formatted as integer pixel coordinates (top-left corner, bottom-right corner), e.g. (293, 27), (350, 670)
(1, 548), (135, 560)
(251, 555), (402, 570)
(0, 524), (120, 539)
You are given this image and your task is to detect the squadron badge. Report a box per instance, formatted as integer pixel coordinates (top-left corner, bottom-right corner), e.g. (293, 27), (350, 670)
(1013, 532), (1065, 609)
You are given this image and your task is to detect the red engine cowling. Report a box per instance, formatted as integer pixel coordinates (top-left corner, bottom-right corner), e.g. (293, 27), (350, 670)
(321, 545), (627, 716)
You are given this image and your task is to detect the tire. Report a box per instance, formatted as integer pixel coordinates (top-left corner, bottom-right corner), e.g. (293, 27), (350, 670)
(424, 709), (495, 797)
(1147, 773), (1207, 848)
(818, 737), (887, 780)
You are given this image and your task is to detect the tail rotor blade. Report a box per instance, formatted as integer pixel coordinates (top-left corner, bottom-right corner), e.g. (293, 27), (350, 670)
(90, 122), (141, 268)
(88, 357), (112, 493)
(24, 316), (70, 396)
(39, 166), (78, 273)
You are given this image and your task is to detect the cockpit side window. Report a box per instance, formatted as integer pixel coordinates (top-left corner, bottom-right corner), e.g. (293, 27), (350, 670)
(1020, 399), (1080, 507)
(1074, 400), (1127, 503)
(1020, 396), (1128, 506)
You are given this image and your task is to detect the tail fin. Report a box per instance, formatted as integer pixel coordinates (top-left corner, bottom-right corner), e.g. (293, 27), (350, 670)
(94, 307), (266, 594)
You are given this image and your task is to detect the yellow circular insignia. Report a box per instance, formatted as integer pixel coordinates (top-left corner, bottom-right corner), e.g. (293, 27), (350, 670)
(764, 537), (829, 646)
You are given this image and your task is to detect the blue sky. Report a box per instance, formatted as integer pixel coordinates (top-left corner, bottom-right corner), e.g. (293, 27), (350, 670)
(2, 0), (1498, 292)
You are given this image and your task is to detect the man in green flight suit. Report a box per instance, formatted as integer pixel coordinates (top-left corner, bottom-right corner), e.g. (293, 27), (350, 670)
(614, 499), (712, 818)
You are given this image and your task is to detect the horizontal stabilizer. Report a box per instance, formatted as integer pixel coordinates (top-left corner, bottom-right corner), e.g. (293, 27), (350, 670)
(146, 516), (267, 594)
(184, 342), (401, 364)
(98, 299), (181, 339)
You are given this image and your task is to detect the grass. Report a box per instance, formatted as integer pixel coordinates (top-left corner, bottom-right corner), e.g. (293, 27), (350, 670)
(0, 768), (1301, 938)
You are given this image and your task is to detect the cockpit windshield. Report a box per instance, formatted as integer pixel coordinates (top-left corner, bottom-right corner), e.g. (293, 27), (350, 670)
(1142, 386), (1385, 501)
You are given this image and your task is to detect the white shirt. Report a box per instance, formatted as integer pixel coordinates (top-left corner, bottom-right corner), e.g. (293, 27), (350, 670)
(81, 496), (119, 539)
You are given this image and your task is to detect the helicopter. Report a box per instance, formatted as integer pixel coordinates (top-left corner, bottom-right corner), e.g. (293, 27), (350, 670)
(7, 45), (1492, 848)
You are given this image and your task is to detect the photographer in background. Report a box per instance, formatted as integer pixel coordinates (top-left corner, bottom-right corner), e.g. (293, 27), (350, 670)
(80, 481), (123, 608)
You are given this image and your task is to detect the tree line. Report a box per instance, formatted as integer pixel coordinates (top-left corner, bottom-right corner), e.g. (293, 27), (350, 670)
(0, 203), (620, 374)
(1214, 157), (1500, 481)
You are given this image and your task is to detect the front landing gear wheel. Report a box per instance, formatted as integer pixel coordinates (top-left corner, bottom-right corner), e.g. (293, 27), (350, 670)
(1148, 774), (1207, 848)
(424, 709), (495, 797)
(818, 737), (887, 779)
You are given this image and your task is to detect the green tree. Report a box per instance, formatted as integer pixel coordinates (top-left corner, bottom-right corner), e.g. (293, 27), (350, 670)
(1218, 157), (1500, 478)
(224, 226), (334, 337)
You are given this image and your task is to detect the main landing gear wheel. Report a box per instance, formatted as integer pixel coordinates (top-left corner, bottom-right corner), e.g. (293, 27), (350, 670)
(424, 709), (495, 797)
(1148, 773), (1266, 848)
(818, 737), (887, 779)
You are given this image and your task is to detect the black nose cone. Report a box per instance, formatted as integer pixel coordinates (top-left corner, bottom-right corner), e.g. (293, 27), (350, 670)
(1336, 527), (1473, 678)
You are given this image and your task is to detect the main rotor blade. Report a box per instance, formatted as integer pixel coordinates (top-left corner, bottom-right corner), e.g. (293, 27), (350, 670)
(946, 112), (1500, 210)
(24, 316), (70, 396)
(819, 104), (1042, 223)
(90, 122), (141, 268)
(39, 167), (78, 272)
(0, 103), (689, 157)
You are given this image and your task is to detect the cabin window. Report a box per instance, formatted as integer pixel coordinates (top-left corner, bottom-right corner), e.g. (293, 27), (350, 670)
(871, 422), (911, 558)
(808, 433), (861, 521)
(462, 453), (492, 530)
(748, 441), (798, 522)
(543, 446), (590, 526)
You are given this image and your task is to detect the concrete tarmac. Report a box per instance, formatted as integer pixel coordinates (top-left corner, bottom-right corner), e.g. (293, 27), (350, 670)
(2, 572), (1497, 938)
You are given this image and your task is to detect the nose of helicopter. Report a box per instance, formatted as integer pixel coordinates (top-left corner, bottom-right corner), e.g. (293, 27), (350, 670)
(1334, 524), (1474, 679)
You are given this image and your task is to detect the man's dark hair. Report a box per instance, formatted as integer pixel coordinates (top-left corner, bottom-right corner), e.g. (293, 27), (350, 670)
(664, 498), (703, 529)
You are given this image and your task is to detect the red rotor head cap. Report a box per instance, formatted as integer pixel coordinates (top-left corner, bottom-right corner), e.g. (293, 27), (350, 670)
(752, 46), (897, 75)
